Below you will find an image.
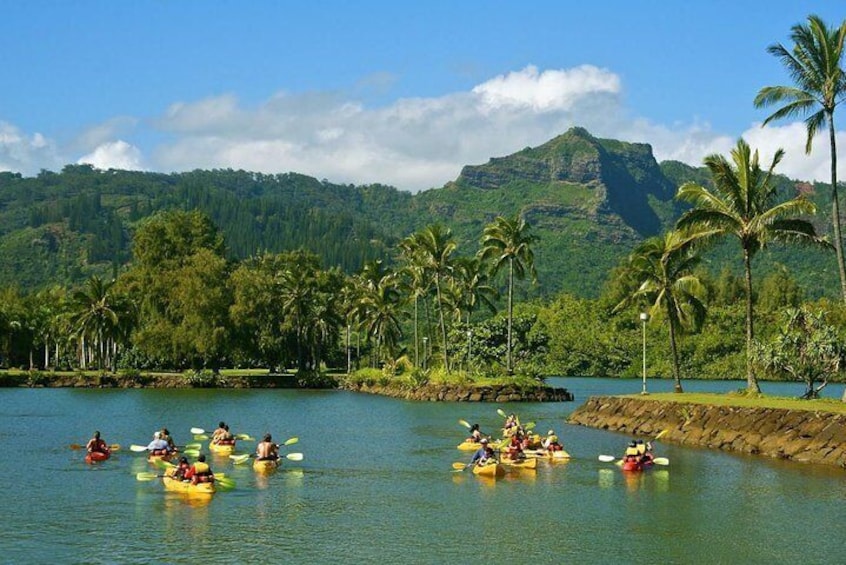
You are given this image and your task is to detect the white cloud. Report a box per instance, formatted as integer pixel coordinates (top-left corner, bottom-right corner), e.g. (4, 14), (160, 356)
(3, 64), (845, 191)
(78, 140), (144, 171)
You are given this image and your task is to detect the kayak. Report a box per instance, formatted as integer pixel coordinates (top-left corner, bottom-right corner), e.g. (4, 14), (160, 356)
(457, 441), (483, 451)
(85, 451), (110, 464)
(524, 449), (571, 461)
(472, 461), (505, 478)
(621, 457), (655, 472)
(501, 457), (538, 470)
(209, 441), (236, 454)
(253, 458), (280, 473)
(147, 452), (175, 464)
(162, 469), (216, 495)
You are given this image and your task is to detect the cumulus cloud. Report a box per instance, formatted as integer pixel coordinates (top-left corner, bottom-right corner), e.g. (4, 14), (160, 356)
(78, 140), (145, 171)
(3, 64), (845, 191)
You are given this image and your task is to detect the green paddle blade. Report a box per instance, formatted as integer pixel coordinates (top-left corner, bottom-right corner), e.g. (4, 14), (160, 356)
(458, 419), (471, 429)
(229, 454), (251, 465)
(235, 434), (254, 441)
(653, 457), (669, 466)
(152, 458), (175, 470)
(654, 430), (669, 441)
(182, 449), (200, 458)
(193, 434), (209, 440)
(136, 472), (159, 481)
(524, 421), (536, 430)
(109, 444), (121, 451)
(190, 427), (206, 435)
(181, 443), (201, 450)
(283, 437), (299, 446)
(496, 409), (507, 418)
(285, 452), (303, 461)
(216, 476), (235, 490)
(452, 462), (467, 470)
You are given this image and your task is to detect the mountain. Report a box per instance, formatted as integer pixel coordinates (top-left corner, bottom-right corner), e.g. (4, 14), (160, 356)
(0, 127), (836, 298)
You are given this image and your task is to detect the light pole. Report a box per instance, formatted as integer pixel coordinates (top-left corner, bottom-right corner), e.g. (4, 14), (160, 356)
(640, 312), (649, 395)
(466, 329), (473, 366)
(346, 324), (351, 375)
(422, 337), (428, 371)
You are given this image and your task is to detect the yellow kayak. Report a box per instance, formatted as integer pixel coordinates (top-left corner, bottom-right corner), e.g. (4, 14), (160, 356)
(162, 469), (216, 495)
(457, 441), (483, 451)
(208, 441), (236, 454)
(501, 456), (538, 470)
(147, 452), (174, 464)
(253, 458), (280, 473)
(524, 449), (571, 461)
(472, 461), (505, 478)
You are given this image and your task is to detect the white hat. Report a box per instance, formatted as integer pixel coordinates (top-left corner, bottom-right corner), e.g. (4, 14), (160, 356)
(548, 430), (555, 436)
(480, 438), (488, 444)
(154, 431), (162, 439)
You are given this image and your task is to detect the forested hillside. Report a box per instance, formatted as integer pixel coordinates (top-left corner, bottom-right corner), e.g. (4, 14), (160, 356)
(0, 127), (838, 299)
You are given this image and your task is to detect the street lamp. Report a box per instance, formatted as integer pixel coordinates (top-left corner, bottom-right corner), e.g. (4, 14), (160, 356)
(466, 329), (473, 366)
(422, 337), (428, 370)
(640, 312), (649, 394)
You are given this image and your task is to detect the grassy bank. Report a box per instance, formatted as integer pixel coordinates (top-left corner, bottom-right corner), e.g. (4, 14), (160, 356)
(620, 392), (846, 415)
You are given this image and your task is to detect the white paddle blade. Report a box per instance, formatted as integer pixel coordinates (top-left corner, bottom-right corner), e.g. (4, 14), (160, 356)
(285, 452), (304, 461)
(653, 457), (669, 466)
(190, 427), (206, 435)
(130, 444), (148, 452)
(598, 455), (616, 462)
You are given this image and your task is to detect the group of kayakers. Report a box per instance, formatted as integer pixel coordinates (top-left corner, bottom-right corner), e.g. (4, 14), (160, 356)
(171, 454), (215, 485)
(464, 415), (566, 466)
(623, 439), (655, 466)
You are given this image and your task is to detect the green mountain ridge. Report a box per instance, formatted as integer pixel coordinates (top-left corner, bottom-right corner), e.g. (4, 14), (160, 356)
(0, 127), (837, 298)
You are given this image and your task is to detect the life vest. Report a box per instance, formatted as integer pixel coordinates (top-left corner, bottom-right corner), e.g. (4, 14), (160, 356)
(193, 462), (211, 475)
(625, 446), (639, 457)
(636, 444), (646, 455)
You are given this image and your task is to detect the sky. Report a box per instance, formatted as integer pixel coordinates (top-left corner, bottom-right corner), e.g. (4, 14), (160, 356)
(1, 1), (845, 193)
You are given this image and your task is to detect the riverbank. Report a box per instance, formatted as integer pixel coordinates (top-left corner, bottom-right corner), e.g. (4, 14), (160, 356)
(568, 395), (846, 468)
(339, 381), (573, 402)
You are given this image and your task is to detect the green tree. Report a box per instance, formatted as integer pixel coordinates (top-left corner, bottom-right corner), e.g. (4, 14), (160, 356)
(414, 225), (457, 372)
(752, 307), (845, 398)
(613, 229), (709, 392)
(69, 276), (129, 371)
(755, 15), (846, 302)
(677, 138), (823, 392)
(479, 215), (538, 375)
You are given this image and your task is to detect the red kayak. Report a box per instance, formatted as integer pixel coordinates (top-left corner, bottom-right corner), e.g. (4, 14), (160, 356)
(621, 455), (654, 472)
(85, 450), (110, 464)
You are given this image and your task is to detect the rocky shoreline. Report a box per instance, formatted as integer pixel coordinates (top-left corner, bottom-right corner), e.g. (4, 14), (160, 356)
(339, 382), (574, 402)
(568, 395), (846, 468)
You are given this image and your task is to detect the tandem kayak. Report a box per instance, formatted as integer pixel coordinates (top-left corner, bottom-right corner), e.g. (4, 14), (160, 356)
(523, 449), (571, 461)
(621, 457), (654, 472)
(253, 458), (280, 473)
(209, 441), (236, 455)
(500, 457), (538, 471)
(457, 441), (484, 451)
(162, 469), (216, 495)
(85, 450), (110, 464)
(472, 461), (505, 478)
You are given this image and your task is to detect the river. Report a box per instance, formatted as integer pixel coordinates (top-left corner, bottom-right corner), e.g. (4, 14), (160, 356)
(2, 377), (845, 564)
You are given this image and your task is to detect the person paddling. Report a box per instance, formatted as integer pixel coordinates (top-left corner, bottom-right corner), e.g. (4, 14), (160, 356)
(86, 431), (109, 455)
(146, 431), (171, 456)
(467, 423), (484, 443)
(161, 428), (176, 451)
(470, 438), (490, 465)
(211, 421), (227, 444)
(256, 433), (279, 461)
(184, 454), (215, 485)
(542, 429), (563, 452)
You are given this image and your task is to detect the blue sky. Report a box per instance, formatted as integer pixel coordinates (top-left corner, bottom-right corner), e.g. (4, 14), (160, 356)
(1, 1), (844, 191)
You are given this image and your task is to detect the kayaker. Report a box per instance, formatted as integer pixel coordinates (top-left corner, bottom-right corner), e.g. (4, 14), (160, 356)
(506, 434), (526, 461)
(184, 454), (215, 485)
(542, 429), (563, 452)
(217, 424), (235, 446)
(479, 444), (497, 466)
(146, 431), (171, 456)
(161, 428), (176, 451)
(470, 438), (490, 464)
(211, 421), (227, 444)
(504, 414), (519, 435)
(623, 440), (639, 463)
(467, 423), (484, 443)
(173, 456), (191, 480)
(256, 433), (279, 461)
(86, 431), (109, 454)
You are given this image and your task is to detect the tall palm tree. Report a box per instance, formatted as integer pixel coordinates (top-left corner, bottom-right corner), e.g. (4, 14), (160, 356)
(397, 236), (430, 368)
(754, 15), (846, 302)
(70, 276), (125, 370)
(677, 138), (822, 392)
(451, 256), (498, 325)
(415, 225), (456, 372)
(614, 229), (710, 393)
(479, 214), (538, 375)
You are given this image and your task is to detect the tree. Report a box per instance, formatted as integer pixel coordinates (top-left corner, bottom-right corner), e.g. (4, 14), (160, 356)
(69, 276), (129, 371)
(479, 215), (538, 375)
(752, 307), (845, 399)
(677, 138), (823, 392)
(397, 235), (430, 368)
(755, 15), (846, 302)
(414, 226), (457, 372)
(614, 229), (709, 392)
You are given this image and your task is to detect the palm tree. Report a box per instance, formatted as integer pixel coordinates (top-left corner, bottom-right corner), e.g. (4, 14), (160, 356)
(451, 256), (498, 325)
(414, 225), (456, 372)
(479, 215), (538, 375)
(397, 236), (430, 368)
(70, 276), (125, 370)
(614, 230), (710, 393)
(677, 138), (822, 392)
(754, 15), (846, 302)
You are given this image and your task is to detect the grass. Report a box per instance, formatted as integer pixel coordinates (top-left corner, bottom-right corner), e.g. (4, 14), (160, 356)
(619, 391), (846, 415)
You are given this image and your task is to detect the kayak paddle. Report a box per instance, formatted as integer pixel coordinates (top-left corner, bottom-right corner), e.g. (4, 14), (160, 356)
(130, 444), (148, 452)
(70, 443), (120, 451)
(598, 455), (617, 463)
(496, 408), (507, 418)
(190, 427), (206, 435)
(458, 419), (471, 429)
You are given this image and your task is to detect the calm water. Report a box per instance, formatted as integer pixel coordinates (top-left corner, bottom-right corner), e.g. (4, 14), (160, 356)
(2, 377), (845, 564)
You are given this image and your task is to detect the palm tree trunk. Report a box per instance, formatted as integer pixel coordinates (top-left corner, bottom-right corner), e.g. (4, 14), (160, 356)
(667, 310), (683, 393)
(828, 114), (846, 303)
(435, 275), (450, 372)
(506, 258), (514, 375)
(413, 296), (419, 368)
(743, 250), (760, 393)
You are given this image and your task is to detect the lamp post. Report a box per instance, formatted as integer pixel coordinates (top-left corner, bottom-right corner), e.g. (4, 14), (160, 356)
(640, 312), (649, 395)
(422, 337), (428, 370)
(466, 329), (473, 366)
(346, 324), (351, 375)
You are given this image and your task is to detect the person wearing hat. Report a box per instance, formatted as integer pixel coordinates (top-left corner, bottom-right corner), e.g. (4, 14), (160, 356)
(256, 433), (279, 461)
(160, 428), (176, 451)
(469, 438), (490, 466)
(542, 429), (562, 452)
(145, 431), (171, 456)
(184, 454), (214, 485)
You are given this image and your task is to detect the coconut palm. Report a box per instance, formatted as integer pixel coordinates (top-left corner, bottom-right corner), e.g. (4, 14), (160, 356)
(69, 276), (126, 370)
(614, 230), (710, 393)
(677, 138), (822, 392)
(451, 256), (498, 325)
(397, 236), (430, 368)
(754, 15), (846, 302)
(479, 215), (538, 375)
(414, 225), (457, 372)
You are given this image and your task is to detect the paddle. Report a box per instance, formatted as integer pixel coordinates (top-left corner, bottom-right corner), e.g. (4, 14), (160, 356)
(190, 427), (207, 435)
(136, 471), (236, 489)
(230, 452), (303, 465)
(598, 454), (669, 466)
(130, 444), (148, 452)
(234, 433), (254, 441)
(70, 443), (120, 451)
(451, 461), (471, 472)
(598, 455), (617, 463)
(193, 434), (209, 440)
(458, 419), (471, 430)
(496, 408), (507, 418)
